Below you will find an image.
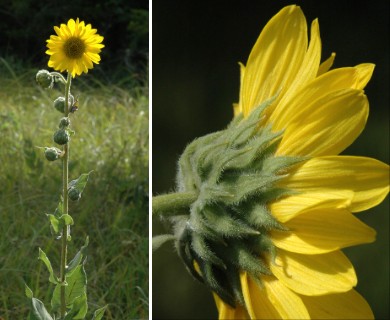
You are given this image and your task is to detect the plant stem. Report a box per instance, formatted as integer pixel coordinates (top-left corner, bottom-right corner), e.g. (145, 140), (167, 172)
(152, 192), (197, 217)
(60, 72), (71, 318)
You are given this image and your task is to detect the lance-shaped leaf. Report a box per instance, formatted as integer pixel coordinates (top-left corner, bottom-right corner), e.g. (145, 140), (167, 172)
(51, 264), (87, 313)
(25, 283), (34, 299)
(64, 293), (88, 320)
(30, 298), (54, 320)
(67, 237), (89, 273)
(92, 305), (108, 320)
(25, 285), (54, 320)
(38, 248), (59, 284)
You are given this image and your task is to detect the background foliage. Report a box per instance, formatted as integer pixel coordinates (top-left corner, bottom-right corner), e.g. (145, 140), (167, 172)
(0, 0), (148, 319)
(152, 0), (389, 319)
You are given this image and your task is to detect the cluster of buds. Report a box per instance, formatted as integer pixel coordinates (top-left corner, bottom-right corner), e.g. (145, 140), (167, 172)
(36, 70), (75, 160)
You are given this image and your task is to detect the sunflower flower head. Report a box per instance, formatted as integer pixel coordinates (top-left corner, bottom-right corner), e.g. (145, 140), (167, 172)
(154, 4), (389, 320)
(46, 18), (104, 77)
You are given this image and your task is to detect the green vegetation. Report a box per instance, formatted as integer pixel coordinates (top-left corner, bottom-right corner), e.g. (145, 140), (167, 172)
(0, 59), (149, 319)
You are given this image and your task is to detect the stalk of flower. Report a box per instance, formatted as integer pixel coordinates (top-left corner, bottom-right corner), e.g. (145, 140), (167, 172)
(28, 18), (107, 320)
(152, 5), (389, 319)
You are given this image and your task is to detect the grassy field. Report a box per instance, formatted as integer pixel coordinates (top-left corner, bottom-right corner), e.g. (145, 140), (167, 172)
(0, 60), (149, 319)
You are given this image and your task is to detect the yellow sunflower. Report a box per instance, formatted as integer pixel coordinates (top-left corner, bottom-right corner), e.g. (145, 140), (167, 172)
(211, 5), (389, 319)
(46, 18), (104, 77)
(152, 4), (389, 320)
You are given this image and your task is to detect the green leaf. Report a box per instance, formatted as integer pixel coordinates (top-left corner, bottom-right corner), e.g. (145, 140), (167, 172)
(47, 214), (60, 234)
(67, 237), (89, 273)
(92, 305), (108, 320)
(30, 298), (53, 320)
(51, 264), (87, 312)
(68, 171), (93, 197)
(38, 248), (59, 284)
(55, 198), (63, 217)
(25, 283), (33, 299)
(60, 214), (74, 226)
(64, 293), (88, 320)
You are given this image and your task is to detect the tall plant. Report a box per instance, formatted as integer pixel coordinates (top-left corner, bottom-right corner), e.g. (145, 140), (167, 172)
(27, 18), (106, 320)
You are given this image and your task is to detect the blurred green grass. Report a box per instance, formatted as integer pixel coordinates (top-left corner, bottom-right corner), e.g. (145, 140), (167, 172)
(0, 59), (149, 319)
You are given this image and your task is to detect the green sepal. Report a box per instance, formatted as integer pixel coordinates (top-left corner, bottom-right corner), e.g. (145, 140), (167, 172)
(51, 264), (87, 313)
(67, 237), (89, 274)
(38, 248), (59, 284)
(199, 204), (260, 238)
(152, 234), (175, 251)
(191, 233), (226, 269)
(222, 242), (271, 277)
(92, 305), (108, 320)
(64, 293), (88, 320)
(197, 260), (235, 308)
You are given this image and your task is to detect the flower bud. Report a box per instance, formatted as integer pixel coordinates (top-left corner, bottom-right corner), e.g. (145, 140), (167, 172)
(68, 187), (81, 201)
(44, 147), (63, 161)
(53, 129), (70, 145)
(53, 97), (65, 113)
(59, 117), (71, 129)
(36, 70), (54, 89)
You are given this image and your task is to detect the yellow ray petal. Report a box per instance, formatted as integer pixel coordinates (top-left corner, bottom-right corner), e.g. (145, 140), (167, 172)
(270, 250), (357, 296)
(276, 89), (368, 156)
(240, 5), (307, 116)
(213, 293), (249, 319)
(268, 18), (321, 126)
(271, 65), (374, 132)
(271, 208), (376, 254)
(281, 156), (390, 212)
(270, 190), (353, 223)
(301, 289), (374, 319)
(241, 273), (310, 319)
(317, 52), (336, 76)
(354, 63), (375, 89)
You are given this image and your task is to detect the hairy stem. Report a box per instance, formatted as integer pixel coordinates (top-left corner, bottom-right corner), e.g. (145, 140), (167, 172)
(152, 192), (197, 217)
(60, 73), (71, 318)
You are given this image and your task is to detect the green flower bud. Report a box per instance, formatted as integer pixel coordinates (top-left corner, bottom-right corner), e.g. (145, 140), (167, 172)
(53, 129), (70, 145)
(53, 96), (74, 114)
(44, 147), (63, 161)
(59, 117), (71, 129)
(68, 187), (81, 201)
(53, 97), (65, 113)
(36, 70), (54, 89)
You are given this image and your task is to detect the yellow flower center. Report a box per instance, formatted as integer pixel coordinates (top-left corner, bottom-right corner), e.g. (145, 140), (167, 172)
(63, 37), (86, 59)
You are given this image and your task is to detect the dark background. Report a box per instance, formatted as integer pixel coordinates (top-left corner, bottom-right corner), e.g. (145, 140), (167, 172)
(152, 0), (389, 319)
(0, 0), (148, 86)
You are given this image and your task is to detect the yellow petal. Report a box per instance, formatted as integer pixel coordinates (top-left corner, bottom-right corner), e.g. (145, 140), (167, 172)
(268, 18), (321, 126)
(276, 89), (368, 156)
(271, 65), (373, 132)
(240, 5), (307, 116)
(241, 273), (310, 319)
(301, 289), (374, 319)
(271, 208), (376, 254)
(317, 52), (336, 76)
(282, 156), (390, 212)
(213, 293), (249, 319)
(270, 250), (357, 295)
(270, 190), (353, 223)
(354, 63), (375, 89)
